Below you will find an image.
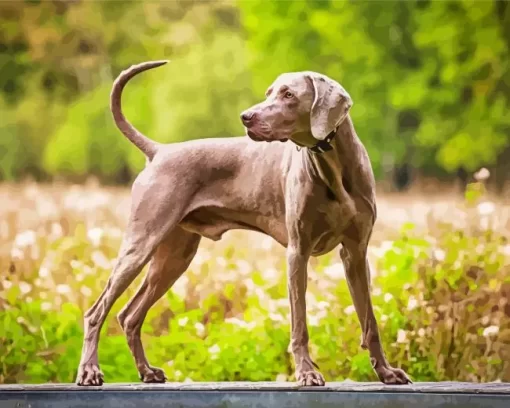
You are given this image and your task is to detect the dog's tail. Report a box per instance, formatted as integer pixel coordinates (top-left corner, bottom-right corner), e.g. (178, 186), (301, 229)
(110, 60), (168, 160)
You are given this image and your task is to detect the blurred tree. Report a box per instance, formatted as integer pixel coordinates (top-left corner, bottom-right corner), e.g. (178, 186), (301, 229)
(1, 0), (510, 184)
(42, 0), (251, 180)
(239, 0), (510, 180)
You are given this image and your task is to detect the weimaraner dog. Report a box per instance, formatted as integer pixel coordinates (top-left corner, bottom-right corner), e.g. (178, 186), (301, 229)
(76, 60), (411, 386)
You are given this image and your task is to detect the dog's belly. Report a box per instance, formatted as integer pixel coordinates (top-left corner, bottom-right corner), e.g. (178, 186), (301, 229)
(179, 207), (289, 247)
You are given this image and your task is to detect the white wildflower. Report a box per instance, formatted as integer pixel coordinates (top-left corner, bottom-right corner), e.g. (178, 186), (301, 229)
(19, 282), (32, 295)
(344, 305), (356, 315)
(483, 326), (499, 338)
(317, 301), (330, 310)
(208, 344), (220, 354)
(261, 236), (273, 250)
(178, 317), (189, 327)
(323, 262), (345, 279)
(236, 260), (252, 275)
(474, 167), (490, 181)
(2, 280), (12, 289)
(87, 227), (104, 247)
(10, 247), (24, 259)
(50, 223), (63, 240)
(56, 284), (71, 295)
(172, 276), (188, 298)
(397, 329), (407, 343)
(216, 257), (227, 267)
(501, 245), (510, 256)
(384, 293), (393, 303)
(243, 278), (255, 292)
(194, 322), (205, 336)
(39, 267), (50, 278)
(269, 313), (285, 322)
(19, 282), (32, 294)
(407, 296), (418, 311)
(262, 267), (278, 280)
(80, 286), (92, 297)
(14, 230), (36, 247)
(91, 250), (111, 269)
(371, 240), (394, 258)
(433, 249), (446, 262)
(477, 201), (495, 216)
(308, 315), (320, 327)
(191, 248), (210, 267)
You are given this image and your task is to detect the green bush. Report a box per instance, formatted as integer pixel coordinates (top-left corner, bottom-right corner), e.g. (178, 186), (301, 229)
(1, 181), (509, 383)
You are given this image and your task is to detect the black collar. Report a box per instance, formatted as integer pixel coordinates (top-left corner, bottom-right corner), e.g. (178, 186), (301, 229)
(309, 128), (337, 154)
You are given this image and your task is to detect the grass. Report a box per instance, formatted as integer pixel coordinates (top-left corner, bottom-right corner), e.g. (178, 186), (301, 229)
(1, 178), (509, 384)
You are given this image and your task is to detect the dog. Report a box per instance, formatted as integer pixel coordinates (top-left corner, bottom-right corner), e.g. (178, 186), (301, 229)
(76, 60), (411, 386)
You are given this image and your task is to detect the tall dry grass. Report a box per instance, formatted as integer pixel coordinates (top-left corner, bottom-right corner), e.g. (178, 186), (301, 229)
(1, 177), (509, 383)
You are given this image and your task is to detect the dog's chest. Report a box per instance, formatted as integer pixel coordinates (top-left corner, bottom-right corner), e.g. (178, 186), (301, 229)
(308, 194), (356, 256)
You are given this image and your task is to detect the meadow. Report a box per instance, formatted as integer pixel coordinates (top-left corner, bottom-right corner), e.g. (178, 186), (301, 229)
(1, 177), (509, 384)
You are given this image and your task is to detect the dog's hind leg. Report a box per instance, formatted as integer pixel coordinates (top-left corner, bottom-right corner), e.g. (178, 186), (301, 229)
(117, 228), (201, 383)
(76, 169), (192, 386)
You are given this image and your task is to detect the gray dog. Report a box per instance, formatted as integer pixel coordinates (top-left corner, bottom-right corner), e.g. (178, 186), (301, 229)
(76, 60), (411, 387)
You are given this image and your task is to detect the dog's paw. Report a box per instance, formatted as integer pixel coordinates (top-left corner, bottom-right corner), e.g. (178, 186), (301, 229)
(76, 364), (104, 386)
(376, 365), (412, 385)
(139, 366), (167, 383)
(296, 370), (325, 387)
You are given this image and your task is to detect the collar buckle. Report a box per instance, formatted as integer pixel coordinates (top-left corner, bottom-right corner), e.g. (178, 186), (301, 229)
(309, 129), (336, 154)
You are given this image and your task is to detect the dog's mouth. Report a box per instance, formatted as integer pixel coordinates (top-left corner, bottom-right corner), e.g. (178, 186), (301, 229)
(246, 122), (289, 144)
(247, 129), (265, 141)
(246, 126), (272, 142)
(247, 131), (288, 143)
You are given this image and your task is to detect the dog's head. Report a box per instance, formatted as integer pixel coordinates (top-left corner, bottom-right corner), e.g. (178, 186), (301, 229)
(240, 71), (352, 144)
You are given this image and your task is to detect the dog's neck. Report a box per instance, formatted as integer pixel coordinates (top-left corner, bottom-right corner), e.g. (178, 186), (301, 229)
(289, 131), (320, 149)
(332, 115), (363, 159)
(301, 115), (376, 218)
(290, 117), (355, 154)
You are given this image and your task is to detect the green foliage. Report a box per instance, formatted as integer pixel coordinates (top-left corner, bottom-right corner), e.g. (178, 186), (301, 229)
(1, 183), (509, 384)
(1, 0), (510, 181)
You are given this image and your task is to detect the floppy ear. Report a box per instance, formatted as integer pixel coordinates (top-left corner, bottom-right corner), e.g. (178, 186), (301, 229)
(308, 73), (352, 140)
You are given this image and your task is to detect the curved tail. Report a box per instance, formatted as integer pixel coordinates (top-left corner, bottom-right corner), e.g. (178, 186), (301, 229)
(110, 60), (168, 160)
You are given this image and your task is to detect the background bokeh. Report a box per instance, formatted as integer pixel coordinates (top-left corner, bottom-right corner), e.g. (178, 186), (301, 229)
(0, 0), (509, 384)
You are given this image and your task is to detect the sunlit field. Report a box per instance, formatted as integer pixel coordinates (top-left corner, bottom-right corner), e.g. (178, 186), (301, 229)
(1, 180), (509, 384)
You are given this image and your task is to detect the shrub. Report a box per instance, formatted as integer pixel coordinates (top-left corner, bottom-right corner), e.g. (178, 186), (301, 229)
(1, 180), (508, 383)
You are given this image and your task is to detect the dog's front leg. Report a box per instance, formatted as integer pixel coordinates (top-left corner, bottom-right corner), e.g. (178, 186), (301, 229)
(286, 244), (325, 386)
(340, 238), (412, 385)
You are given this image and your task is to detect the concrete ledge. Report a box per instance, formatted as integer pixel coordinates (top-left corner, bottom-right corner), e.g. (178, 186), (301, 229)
(1, 382), (509, 408)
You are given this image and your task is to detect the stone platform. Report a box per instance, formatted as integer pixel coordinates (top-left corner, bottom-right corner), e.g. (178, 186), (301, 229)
(1, 381), (509, 407)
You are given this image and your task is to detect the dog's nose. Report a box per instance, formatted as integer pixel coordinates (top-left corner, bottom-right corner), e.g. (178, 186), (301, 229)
(241, 111), (255, 123)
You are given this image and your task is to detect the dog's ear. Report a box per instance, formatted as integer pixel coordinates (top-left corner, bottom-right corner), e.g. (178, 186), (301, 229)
(307, 73), (352, 140)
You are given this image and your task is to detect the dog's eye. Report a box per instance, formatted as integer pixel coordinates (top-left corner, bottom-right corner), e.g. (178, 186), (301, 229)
(284, 91), (293, 99)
